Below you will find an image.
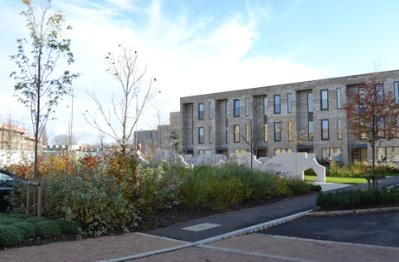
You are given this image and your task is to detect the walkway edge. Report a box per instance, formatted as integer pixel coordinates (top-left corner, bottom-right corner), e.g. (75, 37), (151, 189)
(309, 206), (399, 216)
(100, 209), (313, 262)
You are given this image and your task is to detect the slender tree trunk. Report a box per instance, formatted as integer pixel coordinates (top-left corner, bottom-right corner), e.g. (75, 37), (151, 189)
(34, 48), (42, 216)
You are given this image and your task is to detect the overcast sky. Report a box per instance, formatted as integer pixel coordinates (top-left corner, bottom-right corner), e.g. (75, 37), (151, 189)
(1, 0), (399, 144)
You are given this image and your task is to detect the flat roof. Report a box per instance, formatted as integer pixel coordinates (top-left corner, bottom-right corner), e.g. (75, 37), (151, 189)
(181, 69), (399, 100)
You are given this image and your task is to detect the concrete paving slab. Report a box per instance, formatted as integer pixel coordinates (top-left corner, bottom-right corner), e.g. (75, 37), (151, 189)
(0, 232), (184, 262)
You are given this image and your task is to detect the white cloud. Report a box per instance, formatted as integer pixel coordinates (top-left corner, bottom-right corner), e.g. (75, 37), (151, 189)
(0, 0), (327, 144)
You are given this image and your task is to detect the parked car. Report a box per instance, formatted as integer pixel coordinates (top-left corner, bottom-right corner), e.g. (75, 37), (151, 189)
(0, 169), (22, 211)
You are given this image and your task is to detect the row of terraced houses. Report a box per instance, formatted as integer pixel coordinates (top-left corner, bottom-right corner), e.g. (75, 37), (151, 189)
(179, 70), (399, 164)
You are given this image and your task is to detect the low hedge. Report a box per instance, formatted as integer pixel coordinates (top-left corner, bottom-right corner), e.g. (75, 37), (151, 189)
(0, 213), (79, 248)
(316, 189), (399, 210)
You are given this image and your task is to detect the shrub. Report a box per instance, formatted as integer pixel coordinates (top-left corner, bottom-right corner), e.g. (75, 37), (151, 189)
(309, 184), (322, 192)
(287, 179), (312, 195)
(0, 225), (24, 248)
(59, 220), (79, 235)
(40, 173), (134, 236)
(14, 221), (36, 239)
(31, 220), (62, 239)
(316, 189), (399, 210)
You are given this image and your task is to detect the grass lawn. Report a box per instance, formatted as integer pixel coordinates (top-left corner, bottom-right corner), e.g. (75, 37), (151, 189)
(305, 175), (367, 184)
(0, 213), (79, 248)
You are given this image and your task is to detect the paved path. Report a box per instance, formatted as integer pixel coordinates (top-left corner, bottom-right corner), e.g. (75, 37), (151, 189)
(148, 176), (399, 242)
(0, 233), (184, 262)
(262, 210), (399, 247)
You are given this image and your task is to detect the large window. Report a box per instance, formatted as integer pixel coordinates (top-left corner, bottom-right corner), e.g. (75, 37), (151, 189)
(246, 124), (250, 142)
(376, 84), (384, 104)
(308, 120), (314, 141)
(233, 99), (240, 117)
(234, 125), (240, 143)
(208, 101), (212, 120)
(321, 119), (329, 140)
(274, 122), (281, 141)
(198, 103), (204, 120)
(264, 123), (268, 143)
(337, 118), (343, 140)
(245, 97), (251, 116)
(320, 89), (329, 110)
(307, 92), (313, 112)
(395, 81), (399, 104)
(287, 93), (293, 113)
(322, 147), (343, 162)
(198, 127), (204, 144)
(209, 126), (212, 144)
(274, 95), (281, 114)
(288, 121), (294, 142)
(336, 88), (342, 109)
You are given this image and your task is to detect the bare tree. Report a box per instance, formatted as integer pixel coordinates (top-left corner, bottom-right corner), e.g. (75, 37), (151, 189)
(345, 73), (399, 189)
(84, 45), (157, 156)
(241, 118), (264, 170)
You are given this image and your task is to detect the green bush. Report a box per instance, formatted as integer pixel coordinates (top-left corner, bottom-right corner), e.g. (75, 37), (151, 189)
(0, 225), (25, 248)
(0, 213), (79, 248)
(59, 220), (80, 235)
(32, 220), (62, 239)
(316, 189), (399, 210)
(309, 184), (322, 192)
(14, 221), (36, 239)
(41, 174), (135, 236)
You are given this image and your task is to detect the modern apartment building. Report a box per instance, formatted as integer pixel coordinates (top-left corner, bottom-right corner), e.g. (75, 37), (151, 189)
(180, 70), (399, 164)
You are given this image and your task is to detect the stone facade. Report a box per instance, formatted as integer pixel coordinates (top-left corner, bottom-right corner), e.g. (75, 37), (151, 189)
(180, 70), (399, 164)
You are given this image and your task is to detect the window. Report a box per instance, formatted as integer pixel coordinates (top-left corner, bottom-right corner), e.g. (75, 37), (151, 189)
(234, 125), (240, 143)
(274, 95), (281, 114)
(263, 96), (268, 116)
(287, 93), (293, 113)
(378, 146), (399, 162)
(198, 127), (204, 144)
(264, 123), (268, 143)
(274, 148), (293, 156)
(321, 147), (343, 162)
(307, 92), (313, 112)
(208, 101), (212, 120)
(337, 118), (343, 140)
(336, 88), (342, 109)
(308, 120), (314, 141)
(395, 82), (399, 104)
(377, 117), (385, 138)
(274, 122), (281, 141)
(376, 84), (384, 104)
(320, 89), (329, 110)
(288, 121), (294, 142)
(246, 124), (250, 142)
(198, 103), (204, 120)
(233, 99), (240, 117)
(209, 126), (212, 144)
(321, 119), (329, 140)
(245, 97), (251, 116)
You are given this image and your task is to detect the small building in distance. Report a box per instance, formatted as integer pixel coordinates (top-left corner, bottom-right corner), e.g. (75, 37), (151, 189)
(0, 124), (43, 151)
(134, 111), (182, 155)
